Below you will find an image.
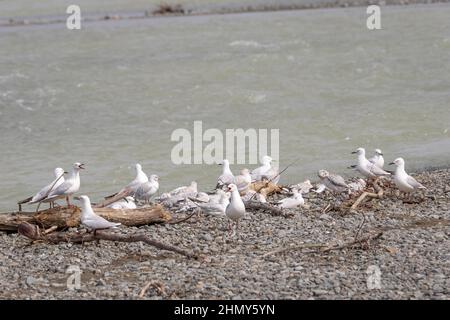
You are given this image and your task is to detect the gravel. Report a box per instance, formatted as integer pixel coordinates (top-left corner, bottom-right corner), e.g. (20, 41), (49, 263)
(0, 168), (448, 300)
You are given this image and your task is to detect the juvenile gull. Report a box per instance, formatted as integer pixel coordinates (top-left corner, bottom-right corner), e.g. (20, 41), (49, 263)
(318, 170), (349, 193)
(275, 188), (304, 209)
(78, 195), (121, 233)
(134, 174), (159, 204)
(216, 159), (234, 189)
(43, 162), (84, 207)
(369, 149), (385, 169)
(234, 168), (252, 194)
(22, 168), (66, 208)
(390, 158), (426, 195)
(107, 196), (137, 210)
(225, 184), (246, 234)
(250, 155), (274, 182)
(352, 147), (390, 178)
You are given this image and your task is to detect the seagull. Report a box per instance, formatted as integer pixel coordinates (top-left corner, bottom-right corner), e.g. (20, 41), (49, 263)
(107, 196), (137, 210)
(241, 189), (266, 203)
(275, 188), (304, 209)
(234, 168), (252, 194)
(318, 170), (349, 193)
(106, 163), (148, 198)
(216, 159), (234, 189)
(390, 158), (426, 196)
(134, 174), (159, 204)
(369, 149), (385, 169)
(195, 190), (229, 216)
(261, 165), (280, 184)
(348, 178), (367, 193)
(352, 148), (390, 178)
(42, 163), (84, 207)
(250, 155), (274, 182)
(167, 181), (197, 197)
(19, 167), (67, 208)
(225, 184), (246, 235)
(78, 195), (121, 234)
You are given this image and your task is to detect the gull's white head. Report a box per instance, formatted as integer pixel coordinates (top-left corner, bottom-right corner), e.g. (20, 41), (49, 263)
(150, 174), (159, 181)
(261, 155), (273, 164)
(73, 162), (85, 170)
(352, 147), (365, 156)
(135, 163), (143, 171)
(318, 170), (330, 179)
(375, 149), (383, 156)
(77, 195), (91, 206)
(227, 183), (238, 193)
(190, 181), (197, 188)
(219, 159), (230, 166)
(390, 157), (405, 167)
(54, 168), (66, 177)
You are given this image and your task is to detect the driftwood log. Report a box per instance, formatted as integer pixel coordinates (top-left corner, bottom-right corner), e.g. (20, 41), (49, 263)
(17, 222), (196, 259)
(0, 205), (171, 232)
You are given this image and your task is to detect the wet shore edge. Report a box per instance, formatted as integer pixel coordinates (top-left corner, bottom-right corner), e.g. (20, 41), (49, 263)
(1, 0), (450, 27)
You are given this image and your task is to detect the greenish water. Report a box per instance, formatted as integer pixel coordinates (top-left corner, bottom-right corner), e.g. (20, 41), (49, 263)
(0, 4), (449, 211)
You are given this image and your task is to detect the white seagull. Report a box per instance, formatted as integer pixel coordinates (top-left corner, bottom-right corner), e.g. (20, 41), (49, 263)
(134, 174), (159, 204)
(216, 159), (234, 189)
(352, 148), (390, 178)
(250, 155), (274, 182)
(369, 149), (385, 169)
(107, 196), (137, 210)
(275, 188), (304, 209)
(234, 168), (252, 194)
(390, 158), (426, 195)
(318, 170), (349, 193)
(107, 163), (149, 198)
(20, 167), (66, 208)
(196, 190), (230, 216)
(42, 162), (84, 207)
(225, 184), (246, 234)
(78, 195), (121, 233)
(168, 181), (197, 197)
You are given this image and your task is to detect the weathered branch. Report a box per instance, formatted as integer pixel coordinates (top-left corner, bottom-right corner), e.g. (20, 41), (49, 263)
(350, 178), (384, 211)
(17, 222), (196, 259)
(0, 205), (171, 232)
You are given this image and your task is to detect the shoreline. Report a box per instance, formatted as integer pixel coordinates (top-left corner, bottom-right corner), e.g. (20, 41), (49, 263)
(1, 0), (450, 27)
(1, 167), (448, 299)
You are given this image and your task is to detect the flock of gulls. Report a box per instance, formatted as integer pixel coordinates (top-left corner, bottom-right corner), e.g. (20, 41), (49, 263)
(17, 147), (426, 235)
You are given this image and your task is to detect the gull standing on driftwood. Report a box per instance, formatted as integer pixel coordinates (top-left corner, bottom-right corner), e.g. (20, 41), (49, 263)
(134, 174), (159, 204)
(78, 195), (121, 234)
(19, 167), (67, 209)
(225, 184), (246, 235)
(42, 162), (84, 207)
(107, 163), (149, 198)
(390, 158), (426, 196)
(275, 188), (304, 209)
(352, 148), (390, 178)
(369, 149), (385, 169)
(216, 159), (234, 189)
(318, 170), (349, 193)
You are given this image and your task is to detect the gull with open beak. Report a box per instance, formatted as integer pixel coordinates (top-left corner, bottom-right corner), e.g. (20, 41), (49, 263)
(77, 195), (121, 234)
(225, 184), (246, 235)
(42, 162), (84, 207)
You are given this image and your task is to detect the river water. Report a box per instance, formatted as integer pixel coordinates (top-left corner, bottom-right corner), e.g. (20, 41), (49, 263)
(0, 4), (449, 211)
